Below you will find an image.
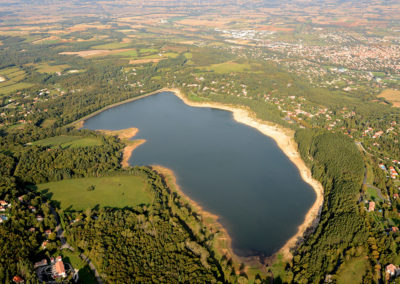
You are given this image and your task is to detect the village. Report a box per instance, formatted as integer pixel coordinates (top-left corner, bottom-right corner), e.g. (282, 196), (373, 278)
(0, 194), (78, 283)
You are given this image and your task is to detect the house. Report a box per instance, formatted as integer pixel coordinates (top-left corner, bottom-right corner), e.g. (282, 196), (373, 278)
(369, 201), (376, 212)
(45, 229), (52, 236)
(41, 241), (48, 249)
(0, 215), (8, 223)
(36, 215), (44, 222)
(392, 227), (399, 233)
(12, 276), (24, 283)
(394, 193), (399, 199)
(52, 256), (66, 278)
(386, 264), (397, 276)
(18, 195), (25, 202)
(0, 200), (8, 206)
(29, 227), (35, 232)
(34, 259), (48, 268)
(0, 206), (5, 212)
(28, 206), (36, 212)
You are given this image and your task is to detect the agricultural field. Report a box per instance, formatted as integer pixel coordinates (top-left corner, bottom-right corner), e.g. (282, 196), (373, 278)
(91, 42), (131, 50)
(0, 66), (34, 95)
(200, 61), (252, 74)
(35, 175), (152, 210)
(378, 89), (400, 107)
(31, 135), (102, 149)
(33, 62), (70, 74)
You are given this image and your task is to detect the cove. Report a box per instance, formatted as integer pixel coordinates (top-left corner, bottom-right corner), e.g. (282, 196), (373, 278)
(84, 91), (316, 257)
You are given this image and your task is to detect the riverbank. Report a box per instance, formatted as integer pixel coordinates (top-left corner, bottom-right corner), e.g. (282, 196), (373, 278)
(79, 87), (324, 262)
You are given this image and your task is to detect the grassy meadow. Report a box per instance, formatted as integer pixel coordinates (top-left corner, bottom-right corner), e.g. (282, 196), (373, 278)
(36, 175), (152, 210)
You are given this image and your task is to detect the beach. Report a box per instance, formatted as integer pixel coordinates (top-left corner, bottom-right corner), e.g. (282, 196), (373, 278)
(96, 127), (146, 168)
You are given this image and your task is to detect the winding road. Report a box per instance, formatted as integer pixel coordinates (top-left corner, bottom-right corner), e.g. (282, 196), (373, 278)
(49, 206), (104, 284)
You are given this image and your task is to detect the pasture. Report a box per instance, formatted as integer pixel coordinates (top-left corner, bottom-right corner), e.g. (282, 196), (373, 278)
(36, 175), (151, 210)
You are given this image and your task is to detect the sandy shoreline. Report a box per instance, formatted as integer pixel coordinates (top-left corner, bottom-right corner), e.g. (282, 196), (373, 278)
(96, 127), (146, 168)
(81, 87), (324, 262)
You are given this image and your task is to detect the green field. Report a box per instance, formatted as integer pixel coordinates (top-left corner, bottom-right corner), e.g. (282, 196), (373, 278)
(0, 66), (34, 95)
(200, 61), (252, 74)
(36, 175), (152, 210)
(113, 49), (138, 57)
(34, 62), (70, 73)
(366, 186), (383, 202)
(336, 257), (368, 284)
(32, 135), (102, 148)
(91, 42), (131, 49)
(139, 48), (159, 54)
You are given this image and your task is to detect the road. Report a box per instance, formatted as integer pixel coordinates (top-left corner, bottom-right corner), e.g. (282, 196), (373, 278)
(49, 205), (103, 284)
(358, 142), (389, 202)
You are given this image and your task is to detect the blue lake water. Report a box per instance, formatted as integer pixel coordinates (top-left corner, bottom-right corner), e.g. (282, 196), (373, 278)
(84, 91), (315, 257)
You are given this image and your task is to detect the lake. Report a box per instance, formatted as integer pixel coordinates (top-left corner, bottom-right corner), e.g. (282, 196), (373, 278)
(84, 91), (315, 257)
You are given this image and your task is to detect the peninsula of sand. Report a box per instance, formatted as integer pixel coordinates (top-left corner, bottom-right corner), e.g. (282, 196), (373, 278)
(76, 87), (324, 262)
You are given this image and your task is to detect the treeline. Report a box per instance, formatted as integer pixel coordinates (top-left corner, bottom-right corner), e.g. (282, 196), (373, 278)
(1, 126), (123, 184)
(290, 129), (371, 282)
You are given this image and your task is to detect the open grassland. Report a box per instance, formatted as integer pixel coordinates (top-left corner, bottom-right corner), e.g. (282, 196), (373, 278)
(36, 175), (151, 210)
(33, 62), (70, 73)
(91, 42), (131, 49)
(0, 66), (34, 95)
(32, 135), (102, 149)
(112, 49), (138, 57)
(336, 256), (368, 284)
(378, 89), (400, 107)
(200, 61), (252, 74)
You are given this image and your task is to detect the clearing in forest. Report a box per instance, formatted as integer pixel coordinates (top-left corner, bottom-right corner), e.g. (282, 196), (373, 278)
(36, 175), (151, 210)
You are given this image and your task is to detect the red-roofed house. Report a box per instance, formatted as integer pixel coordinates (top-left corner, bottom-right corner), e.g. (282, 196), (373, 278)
(41, 241), (48, 249)
(12, 276), (24, 283)
(369, 201), (376, 212)
(386, 264), (397, 276)
(52, 256), (66, 278)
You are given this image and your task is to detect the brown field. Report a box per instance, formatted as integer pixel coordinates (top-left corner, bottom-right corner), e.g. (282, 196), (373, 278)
(177, 18), (238, 28)
(66, 23), (113, 32)
(378, 89), (400, 107)
(257, 25), (294, 32)
(32, 35), (60, 44)
(129, 58), (161, 65)
(60, 48), (135, 58)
